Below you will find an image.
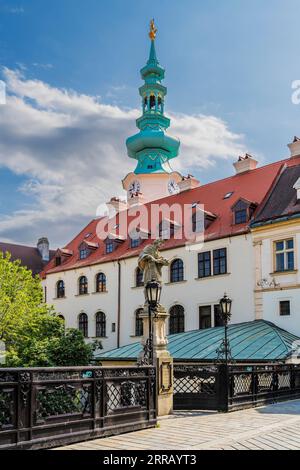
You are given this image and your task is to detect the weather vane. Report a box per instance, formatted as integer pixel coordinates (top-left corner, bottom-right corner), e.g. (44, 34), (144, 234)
(149, 19), (157, 40)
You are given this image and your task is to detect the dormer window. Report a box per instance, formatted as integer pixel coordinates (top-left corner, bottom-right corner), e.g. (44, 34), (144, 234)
(130, 230), (143, 249)
(159, 220), (177, 239)
(192, 209), (217, 233)
(232, 199), (257, 225)
(79, 247), (88, 259)
(235, 207), (247, 224)
(106, 240), (114, 254)
(78, 240), (98, 260)
(131, 237), (141, 249)
(105, 234), (124, 254)
(53, 248), (73, 267)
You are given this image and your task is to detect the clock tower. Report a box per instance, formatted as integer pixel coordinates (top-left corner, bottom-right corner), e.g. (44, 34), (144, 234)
(123, 20), (183, 203)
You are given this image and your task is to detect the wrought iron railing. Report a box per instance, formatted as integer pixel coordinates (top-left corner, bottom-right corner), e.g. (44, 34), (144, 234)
(0, 366), (156, 450)
(228, 364), (300, 410)
(173, 364), (228, 411)
(174, 363), (300, 412)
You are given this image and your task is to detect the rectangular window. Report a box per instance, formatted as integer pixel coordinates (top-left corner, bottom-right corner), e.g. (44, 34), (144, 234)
(275, 239), (294, 272)
(55, 257), (61, 266)
(112, 323), (116, 333)
(214, 304), (224, 327)
(106, 241), (114, 254)
(199, 306), (212, 329)
(79, 248), (88, 259)
(159, 223), (175, 240)
(130, 237), (140, 249)
(198, 251), (211, 278)
(234, 209), (247, 224)
(213, 248), (227, 276)
(279, 300), (291, 316)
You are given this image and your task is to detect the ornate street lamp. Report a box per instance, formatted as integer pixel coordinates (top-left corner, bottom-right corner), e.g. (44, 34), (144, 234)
(140, 279), (162, 365)
(219, 293), (232, 324)
(217, 293), (233, 366)
(145, 279), (162, 309)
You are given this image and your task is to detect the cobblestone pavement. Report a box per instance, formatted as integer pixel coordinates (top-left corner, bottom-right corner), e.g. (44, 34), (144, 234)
(56, 400), (300, 450)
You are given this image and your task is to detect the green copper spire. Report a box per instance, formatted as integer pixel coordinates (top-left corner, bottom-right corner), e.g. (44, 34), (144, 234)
(126, 20), (180, 175)
(148, 37), (158, 64)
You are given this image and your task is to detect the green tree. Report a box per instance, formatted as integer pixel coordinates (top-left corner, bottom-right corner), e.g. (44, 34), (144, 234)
(0, 252), (53, 344)
(47, 330), (97, 366)
(0, 252), (99, 367)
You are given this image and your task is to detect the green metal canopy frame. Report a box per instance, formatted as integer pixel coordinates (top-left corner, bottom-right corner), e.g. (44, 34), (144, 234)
(96, 320), (300, 363)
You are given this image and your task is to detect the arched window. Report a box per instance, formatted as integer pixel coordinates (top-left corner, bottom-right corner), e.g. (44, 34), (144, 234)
(143, 96), (148, 111)
(95, 311), (106, 338)
(170, 259), (184, 283)
(158, 95), (162, 111)
(135, 308), (144, 337)
(79, 276), (88, 295)
(169, 305), (185, 335)
(96, 272), (106, 293)
(135, 267), (144, 287)
(79, 313), (88, 338)
(149, 94), (156, 109)
(58, 315), (65, 328)
(56, 280), (65, 298)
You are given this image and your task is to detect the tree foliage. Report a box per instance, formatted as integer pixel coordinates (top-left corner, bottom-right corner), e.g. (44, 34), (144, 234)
(0, 252), (99, 367)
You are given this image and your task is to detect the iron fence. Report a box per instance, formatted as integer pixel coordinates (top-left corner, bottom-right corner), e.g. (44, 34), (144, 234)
(0, 366), (156, 450)
(228, 364), (300, 410)
(174, 363), (300, 412)
(173, 364), (228, 411)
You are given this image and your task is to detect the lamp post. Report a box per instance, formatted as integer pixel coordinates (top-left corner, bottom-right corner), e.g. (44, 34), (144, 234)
(143, 279), (162, 365)
(217, 293), (233, 366)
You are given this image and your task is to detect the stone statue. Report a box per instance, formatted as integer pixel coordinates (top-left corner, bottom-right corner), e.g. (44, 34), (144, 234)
(138, 239), (169, 302)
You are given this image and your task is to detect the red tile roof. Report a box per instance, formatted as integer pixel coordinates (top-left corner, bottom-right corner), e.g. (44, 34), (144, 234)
(253, 163), (300, 224)
(0, 242), (55, 275)
(43, 156), (300, 276)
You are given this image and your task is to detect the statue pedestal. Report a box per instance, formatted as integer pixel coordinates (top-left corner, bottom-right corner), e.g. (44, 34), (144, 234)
(139, 304), (173, 417)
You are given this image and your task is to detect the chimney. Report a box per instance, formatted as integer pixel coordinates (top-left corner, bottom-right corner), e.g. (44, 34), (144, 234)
(127, 192), (145, 207)
(37, 237), (50, 262)
(233, 153), (258, 174)
(108, 197), (128, 213)
(293, 177), (300, 201)
(178, 174), (200, 193)
(288, 136), (300, 158)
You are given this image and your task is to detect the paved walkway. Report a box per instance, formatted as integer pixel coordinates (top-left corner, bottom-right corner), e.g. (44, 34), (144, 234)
(56, 400), (300, 450)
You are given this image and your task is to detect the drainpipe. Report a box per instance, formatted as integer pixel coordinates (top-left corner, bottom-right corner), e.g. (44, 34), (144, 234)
(117, 260), (121, 348)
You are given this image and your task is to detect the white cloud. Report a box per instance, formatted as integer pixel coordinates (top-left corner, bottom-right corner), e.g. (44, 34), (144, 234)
(6, 6), (24, 14)
(32, 63), (54, 70)
(0, 68), (246, 247)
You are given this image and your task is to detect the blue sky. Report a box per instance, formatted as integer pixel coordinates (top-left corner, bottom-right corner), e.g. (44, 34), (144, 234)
(1, 0), (300, 246)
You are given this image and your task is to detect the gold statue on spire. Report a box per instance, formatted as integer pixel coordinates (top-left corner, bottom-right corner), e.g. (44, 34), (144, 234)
(149, 18), (157, 40)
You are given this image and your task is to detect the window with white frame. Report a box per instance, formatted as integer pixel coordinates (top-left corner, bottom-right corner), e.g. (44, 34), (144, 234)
(274, 239), (294, 272)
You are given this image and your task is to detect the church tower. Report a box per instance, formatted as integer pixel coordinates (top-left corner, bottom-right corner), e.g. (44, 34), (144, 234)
(123, 20), (183, 204)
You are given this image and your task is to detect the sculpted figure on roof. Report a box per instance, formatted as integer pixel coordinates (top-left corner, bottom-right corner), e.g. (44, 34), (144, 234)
(138, 239), (169, 301)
